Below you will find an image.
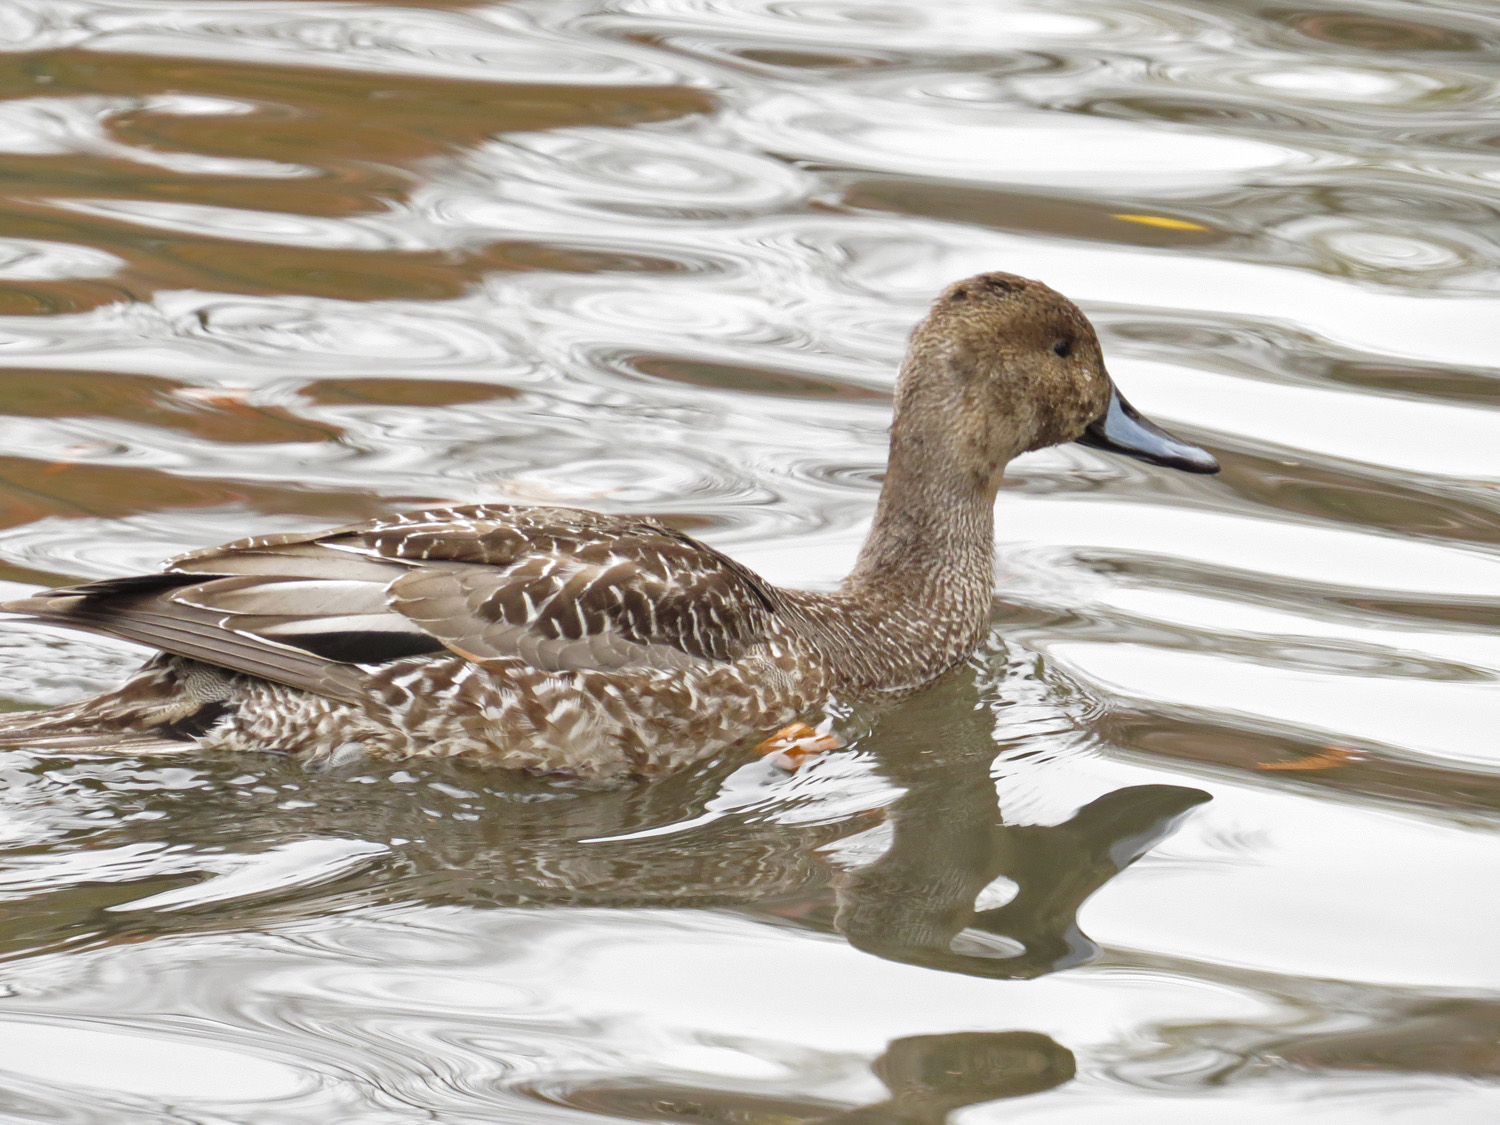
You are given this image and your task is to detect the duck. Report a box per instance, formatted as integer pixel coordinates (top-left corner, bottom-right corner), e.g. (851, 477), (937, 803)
(0, 273), (1217, 781)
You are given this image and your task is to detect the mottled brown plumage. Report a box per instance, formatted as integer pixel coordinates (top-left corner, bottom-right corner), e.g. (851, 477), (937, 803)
(0, 274), (1216, 781)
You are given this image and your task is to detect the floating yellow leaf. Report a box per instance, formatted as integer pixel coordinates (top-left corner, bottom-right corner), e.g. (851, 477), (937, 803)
(1112, 213), (1210, 232)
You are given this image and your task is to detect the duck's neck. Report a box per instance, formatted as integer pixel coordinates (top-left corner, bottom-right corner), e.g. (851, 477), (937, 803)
(843, 428), (1001, 668)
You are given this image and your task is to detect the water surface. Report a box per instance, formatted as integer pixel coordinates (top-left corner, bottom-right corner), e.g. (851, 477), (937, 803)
(0, 0), (1498, 1120)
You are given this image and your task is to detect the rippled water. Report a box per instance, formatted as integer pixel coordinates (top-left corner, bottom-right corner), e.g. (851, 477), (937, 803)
(0, 0), (1498, 1120)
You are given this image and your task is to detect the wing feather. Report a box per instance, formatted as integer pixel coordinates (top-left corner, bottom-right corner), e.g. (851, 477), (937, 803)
(0, 584), (371, 702)
(370, 508), (779, 673)
(0, 505), (781, 700)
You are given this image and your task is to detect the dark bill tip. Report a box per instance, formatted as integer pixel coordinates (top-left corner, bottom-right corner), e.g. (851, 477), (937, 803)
(1077, 387), (1219, 474)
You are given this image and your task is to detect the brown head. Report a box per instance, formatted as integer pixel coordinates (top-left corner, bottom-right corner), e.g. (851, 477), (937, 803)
(893, 272), (1218, 489)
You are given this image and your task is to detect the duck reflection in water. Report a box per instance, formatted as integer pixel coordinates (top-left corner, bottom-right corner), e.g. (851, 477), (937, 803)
(514, 673), (1204, 1122)
(826, 679), (1210, 981)
(9, 668), (1206, 1120)
(523, 671), (1201, 1121)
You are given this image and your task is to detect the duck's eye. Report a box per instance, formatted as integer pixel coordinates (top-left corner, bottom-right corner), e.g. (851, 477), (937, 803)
(1052, 339), (1072, 358)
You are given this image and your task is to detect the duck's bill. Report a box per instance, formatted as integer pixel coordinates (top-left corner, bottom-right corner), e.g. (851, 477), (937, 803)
(1077, 387), (1219, 474)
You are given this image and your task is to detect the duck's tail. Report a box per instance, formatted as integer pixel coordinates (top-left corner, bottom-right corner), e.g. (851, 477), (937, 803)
(0, 654), (232, 754)
(0, 720), (189, 753)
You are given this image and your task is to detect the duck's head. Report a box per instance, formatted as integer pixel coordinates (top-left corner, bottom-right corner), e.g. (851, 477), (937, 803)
(897, 272), (1218, 485)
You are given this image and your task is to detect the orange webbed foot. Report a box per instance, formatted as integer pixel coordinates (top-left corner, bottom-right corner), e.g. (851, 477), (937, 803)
(754, 721), (844, 772)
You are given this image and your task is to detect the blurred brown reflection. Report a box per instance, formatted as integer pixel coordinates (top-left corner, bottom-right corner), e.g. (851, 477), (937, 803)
(1262, 999), (1500, 1079)
(0, 453), (404, 558)
(1279, 10), (1484, 52)
(1220, 446), (1500, 549)
(0, 368), (341, 445)
(1108, 315), (1500, 411)
(1110, 951), (1500, 1090)
(1105, 703), (1500, 820)
(626, 355), (891, 402)
(0, 48), (714, 309)
(845, 178), (1227, 250)
(525, 1031), (1076, 1125)
(0, 365), (539, 556)
(301, 376), (520, 408)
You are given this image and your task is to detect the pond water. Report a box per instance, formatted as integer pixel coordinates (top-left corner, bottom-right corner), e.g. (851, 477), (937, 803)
(0, 0), (1498, 1120)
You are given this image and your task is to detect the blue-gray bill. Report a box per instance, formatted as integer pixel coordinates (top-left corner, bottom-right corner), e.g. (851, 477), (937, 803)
(1077, 387), (1220, 474)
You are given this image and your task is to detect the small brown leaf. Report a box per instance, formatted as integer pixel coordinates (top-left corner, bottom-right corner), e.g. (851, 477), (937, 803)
(1256, 743), (1366, 771)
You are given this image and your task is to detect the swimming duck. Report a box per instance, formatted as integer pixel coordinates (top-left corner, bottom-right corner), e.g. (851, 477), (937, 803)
(0, 273), (1216, 780)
